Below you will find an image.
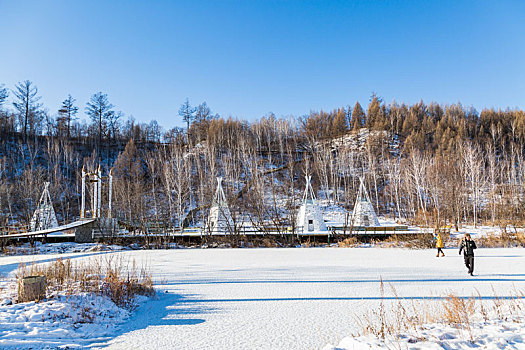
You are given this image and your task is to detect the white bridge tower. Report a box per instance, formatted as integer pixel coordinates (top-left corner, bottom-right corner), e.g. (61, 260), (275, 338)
(80, 166), (113, 219)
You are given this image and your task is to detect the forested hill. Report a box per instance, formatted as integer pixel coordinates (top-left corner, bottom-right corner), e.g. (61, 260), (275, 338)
(1, 83), (525, 230)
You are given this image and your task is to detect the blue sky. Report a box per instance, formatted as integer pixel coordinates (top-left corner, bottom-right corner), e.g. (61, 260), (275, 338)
(0, 0), (524, 128)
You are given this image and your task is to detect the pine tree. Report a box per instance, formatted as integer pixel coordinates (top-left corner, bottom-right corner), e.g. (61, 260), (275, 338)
(12, 80), (42, 139)
(178, 98), (196, 142)
(331, 108), (348, 137)
(0, 84), (8, 107)
(57, 94), (78, 138)
(85, 92), (114, 151)
(366, 94), (382, 128)
(351, 101), (365, 131)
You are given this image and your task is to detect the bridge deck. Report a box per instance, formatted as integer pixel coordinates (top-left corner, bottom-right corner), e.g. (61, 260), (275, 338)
(0, 219), (96, 239)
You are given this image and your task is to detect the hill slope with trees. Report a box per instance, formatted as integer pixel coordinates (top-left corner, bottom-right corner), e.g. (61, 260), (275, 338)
(1, 81), (525, 232)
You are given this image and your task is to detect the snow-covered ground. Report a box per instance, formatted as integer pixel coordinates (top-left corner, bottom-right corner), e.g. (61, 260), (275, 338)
(0, 249), (151, 349)
(2, 242), (129, 256)
(1, 247), (524, 349)
(451, 224), (525, 238)
(0, 293), (134, 349)
(324, 312), (525, 350)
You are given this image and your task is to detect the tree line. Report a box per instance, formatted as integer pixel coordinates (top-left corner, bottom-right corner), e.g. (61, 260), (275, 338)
(1, 81), (525, 233)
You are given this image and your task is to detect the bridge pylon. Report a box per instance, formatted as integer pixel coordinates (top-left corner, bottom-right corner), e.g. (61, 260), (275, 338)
(81, 166), (113, 220)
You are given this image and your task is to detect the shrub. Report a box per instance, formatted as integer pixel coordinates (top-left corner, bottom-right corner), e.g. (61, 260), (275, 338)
(337, 236), (357, 247)
(476, 232), (525, 248)
(15, 255), (154, 309)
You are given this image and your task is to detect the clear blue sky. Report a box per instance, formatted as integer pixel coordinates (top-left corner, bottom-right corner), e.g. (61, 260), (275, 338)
(1, 0), (524, 128)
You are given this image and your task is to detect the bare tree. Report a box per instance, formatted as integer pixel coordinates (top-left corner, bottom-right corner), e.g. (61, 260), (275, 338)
(108, 111), (123, 143)
(462, 142), (484, 227)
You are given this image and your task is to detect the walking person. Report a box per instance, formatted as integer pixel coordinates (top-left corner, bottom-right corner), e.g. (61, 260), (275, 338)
(435, 232), (445, 257)
(459, 233), (477, 276)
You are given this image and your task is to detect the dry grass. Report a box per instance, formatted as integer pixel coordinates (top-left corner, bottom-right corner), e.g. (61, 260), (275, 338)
(403, 234), (436, 249)
(262, 238), (278, 248)
(341, 230), (525, 249)
(2, 245), (38, 256)
(15, 255), (154, 309)
(442, 295), (475, 341)
(475, 232), (525, 248)
(337, 236), (358, 247)
(354, 282), (438, 342)
(369, 234), (435, 249)
(354, 284), (525, 345)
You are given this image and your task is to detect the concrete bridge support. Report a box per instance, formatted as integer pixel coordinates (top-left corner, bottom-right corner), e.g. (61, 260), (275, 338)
(74, 218), (119, 243)
(75, 220), (96, 243)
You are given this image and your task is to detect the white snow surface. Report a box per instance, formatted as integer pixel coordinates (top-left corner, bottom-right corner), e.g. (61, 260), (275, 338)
(0, 247), (524, 349)
(0, 293), (133, 349)
(2, 242), (129, 256)
(0, 250), (149, 349)
(324, 314), (525, 350)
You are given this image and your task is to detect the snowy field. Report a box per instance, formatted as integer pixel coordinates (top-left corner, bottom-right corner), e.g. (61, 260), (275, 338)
(1, 247), (524, 349)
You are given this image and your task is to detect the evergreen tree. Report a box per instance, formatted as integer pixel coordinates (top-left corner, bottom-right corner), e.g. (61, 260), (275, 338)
(12, 80), (42, 139)
(85, 92), (114, 151)
(331, 107), (348, 137)
(57, 94), (78, 138)
(366, 93), (382, 128)
(0, 84), (8, 107)
(351, 101), (365, 131)
(178, 98), (196, 140)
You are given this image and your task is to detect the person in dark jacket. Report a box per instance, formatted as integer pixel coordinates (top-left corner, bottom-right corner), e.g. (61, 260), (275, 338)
(459, 233), (477, 276)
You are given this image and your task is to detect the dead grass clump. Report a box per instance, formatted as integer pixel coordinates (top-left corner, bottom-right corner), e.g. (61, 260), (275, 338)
(404, 234), (435, 249)
(101, 259), (155, 309)
(374, 235), (403, 248)
(262, 238), (277, 248)
(337, 236), (357, 247)
(367, 234), (435, 249)
(516, 232), (525, 246)
(15, 255), (155, 309)
(354, 283), (525, 345)
(354, 280), (434, 341)
(443, 295), (475, 341)
(2, 245), (38, 256)
(476, 232), (525, 248)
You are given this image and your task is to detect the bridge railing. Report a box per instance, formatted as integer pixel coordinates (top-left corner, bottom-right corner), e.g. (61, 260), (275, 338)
(1, 224), (30, 236)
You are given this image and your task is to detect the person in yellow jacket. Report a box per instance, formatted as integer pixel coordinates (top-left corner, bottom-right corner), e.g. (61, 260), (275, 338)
(435, 233), (445, 257)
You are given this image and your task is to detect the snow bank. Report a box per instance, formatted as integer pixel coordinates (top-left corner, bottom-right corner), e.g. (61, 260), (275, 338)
(323, 312), (525, 350)
(3, 242), (128, 256)
(0, 293), (139, 349)
(0, 249), (154, 349)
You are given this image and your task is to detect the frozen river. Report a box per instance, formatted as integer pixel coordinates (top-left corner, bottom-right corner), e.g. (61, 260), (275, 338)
(1, 247), (524, 349)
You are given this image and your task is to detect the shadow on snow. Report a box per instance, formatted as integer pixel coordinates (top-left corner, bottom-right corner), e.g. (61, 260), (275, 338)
(162, 276), (525, 285)
(97, 291), (215, 347)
